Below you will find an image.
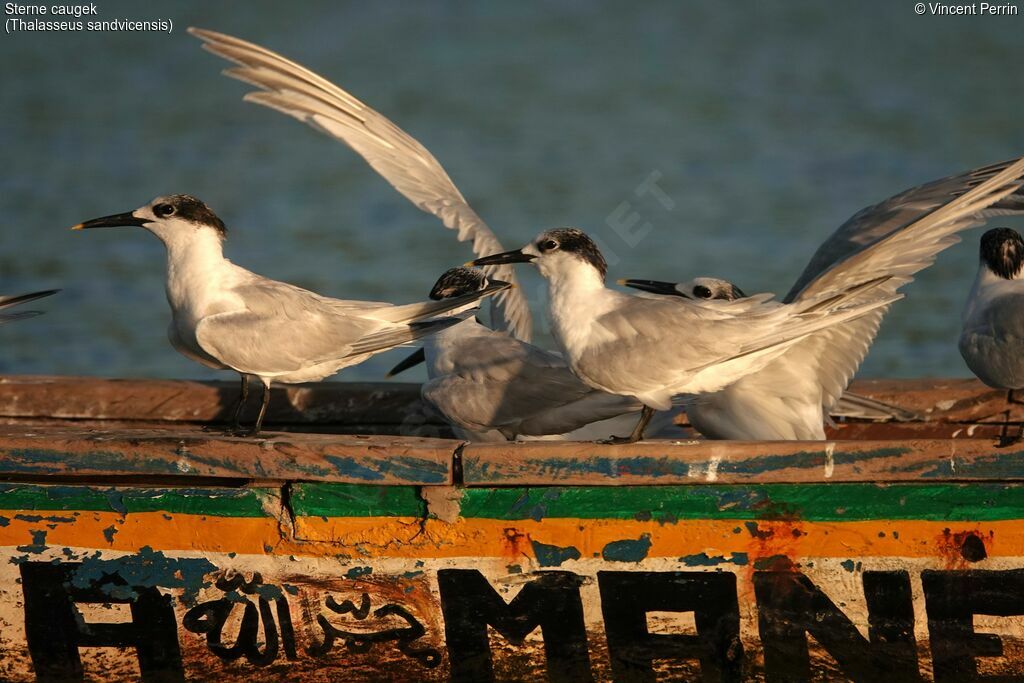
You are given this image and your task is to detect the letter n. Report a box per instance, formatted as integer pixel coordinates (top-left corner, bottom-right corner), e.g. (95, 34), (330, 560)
(437, 569), (591, 682)
(754, 569), (919, 681)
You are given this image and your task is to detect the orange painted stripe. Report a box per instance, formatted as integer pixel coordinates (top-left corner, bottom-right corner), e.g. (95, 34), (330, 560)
(0, 512), (1019, 565)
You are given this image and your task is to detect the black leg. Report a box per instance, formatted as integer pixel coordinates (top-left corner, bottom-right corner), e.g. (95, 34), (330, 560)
(249, 381), (271, 437)
(229, 374), (250, 432)
(600, 406), (656, 445)
(998, 389), (1023, 448)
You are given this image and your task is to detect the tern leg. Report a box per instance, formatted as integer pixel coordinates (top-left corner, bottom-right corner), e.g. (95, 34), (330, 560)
(228, 374), (250, 432)
(999, 389), (1023, 447)
(249, 380), (272, 437)
(600, 406), (656, 445)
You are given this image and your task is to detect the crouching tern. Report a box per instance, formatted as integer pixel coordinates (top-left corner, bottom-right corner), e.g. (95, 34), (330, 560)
(616, 157), (1024, 440)
(0, 288), (58, 324)
(72, 195), (509, 435)
(960, 227), (1024, 445)
(388, 267), (648, 441)
(472, 229), (902, 443)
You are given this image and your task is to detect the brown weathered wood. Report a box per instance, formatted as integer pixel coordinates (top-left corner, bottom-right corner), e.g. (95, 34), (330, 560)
(461, 438), (1024, 486)
(0, 424), (456, 485)
(845, 378), (1024, 422)
(0, 375), (442, 427)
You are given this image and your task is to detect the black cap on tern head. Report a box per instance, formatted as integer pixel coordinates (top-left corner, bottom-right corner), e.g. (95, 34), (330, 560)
(429, 267), (489, 300)
(153, 195), (228, 237)
(72, 194), (227, 238)
(980, 227), (1024, 279)
(535, 228), (608, 279)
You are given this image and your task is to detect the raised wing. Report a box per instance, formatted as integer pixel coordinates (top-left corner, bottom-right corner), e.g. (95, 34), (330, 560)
(787, 158), (1024, 302)
(189, 27), (532, 342)
(777, 155), (1024, 411)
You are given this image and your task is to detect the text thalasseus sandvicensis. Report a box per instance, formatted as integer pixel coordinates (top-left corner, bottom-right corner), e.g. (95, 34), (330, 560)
(72, 195), (510, 436)
(960, 227), (1024, 445)
(472, 229), (901, 443)
(0, 289), (58, 324)
(188, 27), (532, 343)
(388, 267), (646, 441)
(617, 157), (1024, 440)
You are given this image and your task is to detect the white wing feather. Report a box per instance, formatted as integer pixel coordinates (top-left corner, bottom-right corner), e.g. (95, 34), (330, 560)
(189, 27), (532, 342)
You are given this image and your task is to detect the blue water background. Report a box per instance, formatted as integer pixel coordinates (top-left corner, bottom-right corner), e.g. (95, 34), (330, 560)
(2, 1), (1023, 382)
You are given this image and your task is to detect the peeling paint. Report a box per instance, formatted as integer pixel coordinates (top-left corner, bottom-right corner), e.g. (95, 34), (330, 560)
(69, 546), (216, 605)
(601, 534), (652, 563)
(531, 540), (581, 567)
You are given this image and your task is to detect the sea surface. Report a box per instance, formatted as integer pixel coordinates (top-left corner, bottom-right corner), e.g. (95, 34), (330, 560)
(2, 1), (1023, 383)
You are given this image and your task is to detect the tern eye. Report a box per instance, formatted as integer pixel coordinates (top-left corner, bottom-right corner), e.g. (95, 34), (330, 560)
(539, 239), (559, 252)
(694, 285), (712, 299)
(154, 203), (175, 217)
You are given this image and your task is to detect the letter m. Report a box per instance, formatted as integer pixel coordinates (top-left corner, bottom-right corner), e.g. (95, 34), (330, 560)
(438, 569), (592, 682)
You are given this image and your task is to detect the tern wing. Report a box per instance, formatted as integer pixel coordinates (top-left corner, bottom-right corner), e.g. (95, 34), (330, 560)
(775, 155), (1024, 411)
(424, 332), (635, 436)
(787, 157), (1024, 302)
(189, 27), (533, 343)
(194, 283), (387, 376)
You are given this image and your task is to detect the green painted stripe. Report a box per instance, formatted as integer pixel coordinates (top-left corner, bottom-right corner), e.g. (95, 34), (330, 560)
(290, 483), (426, 518)
(5, 482), (1024, 523)
(456, 484), (1024, 522)
(0, 484), (271, 517)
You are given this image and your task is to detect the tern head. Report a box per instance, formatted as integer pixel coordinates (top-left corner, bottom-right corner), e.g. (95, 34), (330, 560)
(469, 228), (608, 282)
(72, 195), (227, 246)
(979, 227), (1024, 280)
(429, 267), (490, 300)
(620, 276), (747, 300)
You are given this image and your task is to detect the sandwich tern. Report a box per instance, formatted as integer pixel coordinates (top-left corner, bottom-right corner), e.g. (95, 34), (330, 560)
(188, 27), (532, 342)
(72, 194), (509, 435)
(622, 276), (921, 425)
(615, 157), (1024, 439)
(959, 227), (1024, 445)
(389, 267), (647, 441)
(471, 228), (902, 442)
(0, 289), (58, 324)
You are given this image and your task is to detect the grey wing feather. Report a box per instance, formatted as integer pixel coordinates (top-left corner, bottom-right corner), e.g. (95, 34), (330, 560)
(194, 283), (386, 376)
(424, 332), (635, 436)
(776, 156), (1024, 411)
(189, 27), (532, 342)
(787, 158), (1024, 302)
(344, 317), (461, 358)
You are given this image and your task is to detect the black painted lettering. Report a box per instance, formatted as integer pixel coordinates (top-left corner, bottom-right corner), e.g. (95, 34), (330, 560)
(20, 562), (184, 682)
(754, 569), (918, 682)
(437, 569), (592, 682)
(598, 571), (743, 683)
(923, 569), (1024, 682)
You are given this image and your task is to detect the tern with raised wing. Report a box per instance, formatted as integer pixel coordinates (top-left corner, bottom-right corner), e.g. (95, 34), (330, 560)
(189, 27), (532, 342)
(960, 227), (1024, 444)
(617, 158), (1024, 439)
(471, 228), (902, 443)
(72, 195), (509, 435)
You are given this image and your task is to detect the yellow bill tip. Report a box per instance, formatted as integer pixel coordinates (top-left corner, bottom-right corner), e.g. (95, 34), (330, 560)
(615, 278), (627, 286)
(70, 223), (84, 231)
